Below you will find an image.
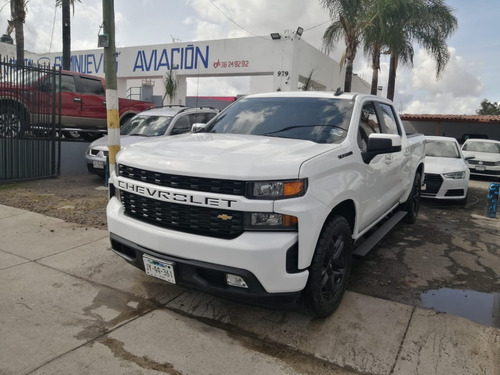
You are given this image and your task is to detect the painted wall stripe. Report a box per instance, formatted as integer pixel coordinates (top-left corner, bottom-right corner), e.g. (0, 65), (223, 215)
(106, 108), (120, 129)
(105, 89), (119, 110)
(108, 145), (121, 165)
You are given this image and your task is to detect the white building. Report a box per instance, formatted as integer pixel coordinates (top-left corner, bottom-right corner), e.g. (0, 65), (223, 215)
(0, 34), (369, 103)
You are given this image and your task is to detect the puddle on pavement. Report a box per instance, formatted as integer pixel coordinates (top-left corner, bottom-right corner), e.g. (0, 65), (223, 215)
(420, 288), (500, 328)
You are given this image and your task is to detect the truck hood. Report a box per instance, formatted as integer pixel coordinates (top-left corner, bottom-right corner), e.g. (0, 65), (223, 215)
(117, 133), (336, 179)
(89, 135), (152, 150)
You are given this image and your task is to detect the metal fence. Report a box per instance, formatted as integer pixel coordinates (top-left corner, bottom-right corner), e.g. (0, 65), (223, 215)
(0, 58), (61, 182)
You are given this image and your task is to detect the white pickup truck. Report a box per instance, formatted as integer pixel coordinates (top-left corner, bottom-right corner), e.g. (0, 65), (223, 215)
(106, 91), (425, 317)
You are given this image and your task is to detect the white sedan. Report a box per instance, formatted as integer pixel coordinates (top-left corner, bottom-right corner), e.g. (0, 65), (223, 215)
(461, 139), (500, 179)
(422, 136), (470, 202)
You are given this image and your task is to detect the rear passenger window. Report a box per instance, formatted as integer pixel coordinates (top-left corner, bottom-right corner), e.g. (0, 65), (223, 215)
(59, 75), (76, 92)
(80, 77), (105, 95)
(171, 115), (191, 135)
(190, 112), (216, 124)
(379, 103), (400, 135)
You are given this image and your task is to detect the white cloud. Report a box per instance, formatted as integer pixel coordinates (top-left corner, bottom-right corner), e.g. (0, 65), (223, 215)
(403, 94), (481, 115)
(411, 48), (483, 97)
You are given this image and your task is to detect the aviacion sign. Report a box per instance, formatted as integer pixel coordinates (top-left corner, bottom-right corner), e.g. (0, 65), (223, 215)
(133, 45), (209, 72)
(36, 44), (210, 75)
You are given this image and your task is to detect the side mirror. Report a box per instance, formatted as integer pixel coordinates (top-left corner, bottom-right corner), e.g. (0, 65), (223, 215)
(362, 133), (402, 164)
(191, 122), (208, 133)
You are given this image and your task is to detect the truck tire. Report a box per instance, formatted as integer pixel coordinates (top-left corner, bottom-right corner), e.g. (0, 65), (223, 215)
(0, 106), (28, 138)
(402, 172), (421, 224)
(305, 215), (352, 318)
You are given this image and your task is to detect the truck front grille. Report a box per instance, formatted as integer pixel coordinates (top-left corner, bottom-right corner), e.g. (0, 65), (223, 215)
(119, 164), (246, 196)
(423, 173), (443, 196)
(121, 191), (244, 239)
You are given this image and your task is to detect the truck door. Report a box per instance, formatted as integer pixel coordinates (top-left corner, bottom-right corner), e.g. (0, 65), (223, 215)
(356, 101), (406, 231)
(76, 75), (107, 129)
(57, 74), (81, 124)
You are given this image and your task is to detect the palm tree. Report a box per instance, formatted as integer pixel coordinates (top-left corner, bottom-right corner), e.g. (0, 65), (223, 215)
(385, 0), (457, 100)
(363, 0), (405, 95)
(163, 66), (177, 104)
(56, 0), (81, 70)
(320, 0), (374, 92)
(9, 0), (27, 68)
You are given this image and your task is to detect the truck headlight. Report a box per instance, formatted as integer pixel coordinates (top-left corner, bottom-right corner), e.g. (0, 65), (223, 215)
(247, 179), (307, 199)
(443, 171), (465, 179)
(244, 213), (298, 230)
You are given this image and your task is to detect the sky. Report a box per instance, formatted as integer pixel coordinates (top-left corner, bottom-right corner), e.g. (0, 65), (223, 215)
(0, 0), (498, 115)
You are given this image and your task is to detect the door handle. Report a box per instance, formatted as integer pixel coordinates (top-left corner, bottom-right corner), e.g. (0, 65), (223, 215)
(73, 97), (82, 103)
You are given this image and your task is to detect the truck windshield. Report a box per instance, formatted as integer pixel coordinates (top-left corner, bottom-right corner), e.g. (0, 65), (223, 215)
(206, 97), (353, 144)
(121, 115), (173, 136)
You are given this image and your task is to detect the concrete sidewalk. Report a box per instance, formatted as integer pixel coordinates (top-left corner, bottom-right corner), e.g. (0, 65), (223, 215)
(1, 204), (498, 375)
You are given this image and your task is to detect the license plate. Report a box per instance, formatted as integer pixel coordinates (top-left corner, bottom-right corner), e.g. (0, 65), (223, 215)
(93, 160), (105, 169)
(475, 165), (486, 171)
(143, 255), (176, 284)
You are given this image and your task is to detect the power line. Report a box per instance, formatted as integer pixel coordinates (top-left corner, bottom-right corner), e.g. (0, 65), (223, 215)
(206, 1), (330, 38)
(207, 0), (259, 37)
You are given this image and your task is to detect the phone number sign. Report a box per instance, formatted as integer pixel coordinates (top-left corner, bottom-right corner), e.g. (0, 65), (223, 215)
(213, 59), (250, 69)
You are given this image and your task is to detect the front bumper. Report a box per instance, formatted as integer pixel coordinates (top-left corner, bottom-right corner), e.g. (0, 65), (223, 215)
(467, 164), (500, 178)
(422, 173), (468, 199)
(110, 233), (302, 306)
(85, 153), (107, 177)
(107, 197), (310, 296)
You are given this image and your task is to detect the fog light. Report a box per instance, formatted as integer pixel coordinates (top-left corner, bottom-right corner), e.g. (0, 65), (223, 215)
(226, 274), (248, 288)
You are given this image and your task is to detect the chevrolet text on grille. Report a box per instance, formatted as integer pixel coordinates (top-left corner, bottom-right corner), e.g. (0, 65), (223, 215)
(117, 180), (237, 208)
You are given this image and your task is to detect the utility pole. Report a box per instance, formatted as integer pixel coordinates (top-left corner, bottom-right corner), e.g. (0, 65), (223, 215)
(102, 0), (120, 178)
(62, 0), (70, 70)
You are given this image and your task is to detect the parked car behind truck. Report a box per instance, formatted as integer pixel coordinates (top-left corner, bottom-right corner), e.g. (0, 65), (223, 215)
(86, 105), (219, 177)
(461, 139), (500, 179)
(106, 91), (425, 318)
(422, 136), (470, 203)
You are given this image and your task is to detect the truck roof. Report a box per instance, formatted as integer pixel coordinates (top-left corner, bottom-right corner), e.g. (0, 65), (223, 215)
(243, 91), (391, 104)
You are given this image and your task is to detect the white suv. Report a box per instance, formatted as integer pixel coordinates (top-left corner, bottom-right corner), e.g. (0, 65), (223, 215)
(85, 106), (218, 177)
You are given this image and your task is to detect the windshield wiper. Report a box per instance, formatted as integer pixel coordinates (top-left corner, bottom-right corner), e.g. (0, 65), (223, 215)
(261, 124), (346, 136)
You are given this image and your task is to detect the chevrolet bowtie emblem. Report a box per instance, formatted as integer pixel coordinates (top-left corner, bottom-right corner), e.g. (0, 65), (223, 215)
(217, 214), (233, 221)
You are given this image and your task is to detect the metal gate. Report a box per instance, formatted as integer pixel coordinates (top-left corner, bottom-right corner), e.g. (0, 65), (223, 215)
(0, 59), (61, 182)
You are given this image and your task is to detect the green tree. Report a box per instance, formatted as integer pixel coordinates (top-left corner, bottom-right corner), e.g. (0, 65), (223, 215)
(56, 0), (81, 70)
(163, 66), (177, 104)
(476, 99), (500, 115)
(384, 0), (457, 101)
(320, 0), (374, 92)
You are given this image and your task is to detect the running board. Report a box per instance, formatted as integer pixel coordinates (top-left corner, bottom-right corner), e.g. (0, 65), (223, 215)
(352, 211), (407, 257)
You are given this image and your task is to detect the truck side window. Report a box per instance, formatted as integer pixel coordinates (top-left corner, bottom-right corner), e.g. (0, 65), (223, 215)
(59, 75), (76, 92)
(379, 103), (401, 135)
(358, 102), (380, 151)
(80, 77), (105, 95)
